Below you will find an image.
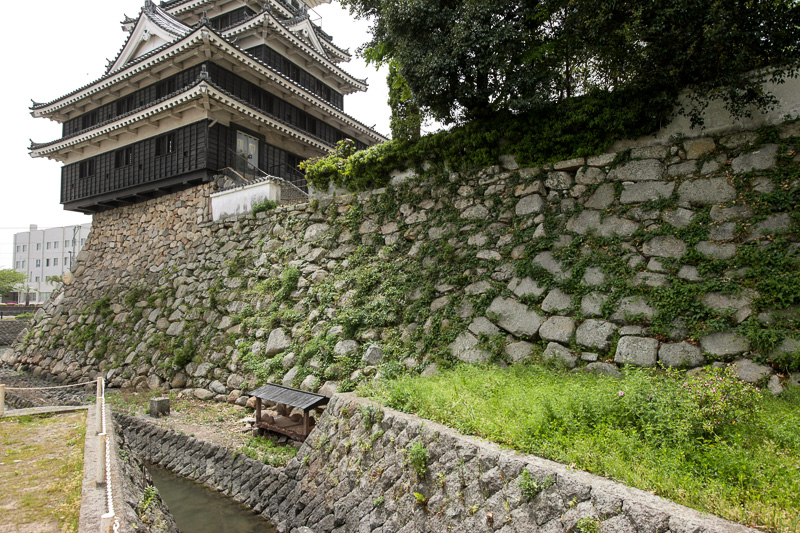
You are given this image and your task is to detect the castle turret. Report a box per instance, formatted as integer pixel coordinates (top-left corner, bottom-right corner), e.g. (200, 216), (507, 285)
(30, 0), (386, 213)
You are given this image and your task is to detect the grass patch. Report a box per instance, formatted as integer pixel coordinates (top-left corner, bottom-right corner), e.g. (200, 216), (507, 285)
(237, 435), (299, 467)
(363, 364), (800, 532)
(0, 412), (86, 532)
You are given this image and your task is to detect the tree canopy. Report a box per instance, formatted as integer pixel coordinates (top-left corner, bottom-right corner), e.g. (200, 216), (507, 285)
(342, 0), (800, 125)
(0, 269), (26, 297)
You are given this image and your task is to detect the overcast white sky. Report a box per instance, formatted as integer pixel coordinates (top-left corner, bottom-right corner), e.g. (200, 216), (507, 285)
(0, 0), (390, 269)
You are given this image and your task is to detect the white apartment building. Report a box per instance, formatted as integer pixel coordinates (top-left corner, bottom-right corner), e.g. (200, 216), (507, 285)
(12, 223), (91, 303)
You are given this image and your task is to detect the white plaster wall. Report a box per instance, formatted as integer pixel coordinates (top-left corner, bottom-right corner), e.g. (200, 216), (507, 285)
(210, 181), (282, 222)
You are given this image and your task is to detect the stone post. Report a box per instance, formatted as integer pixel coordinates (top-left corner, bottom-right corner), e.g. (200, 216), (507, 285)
(1, 384), (5, 416)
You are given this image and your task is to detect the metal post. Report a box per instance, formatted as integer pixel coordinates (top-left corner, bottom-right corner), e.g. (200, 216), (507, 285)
(100, 512), (115, 533)
(1, 384), (5, 417)
(96, 378), (103, 434)
(97, 433), (107, 485)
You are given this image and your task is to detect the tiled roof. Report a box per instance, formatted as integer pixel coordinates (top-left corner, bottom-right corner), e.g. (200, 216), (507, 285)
(30, 75), (352, 154)
(249, 383), (328, 410)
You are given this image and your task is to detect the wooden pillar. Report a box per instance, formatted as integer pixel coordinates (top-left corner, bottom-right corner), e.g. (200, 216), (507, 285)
(303, 410), (309, 436)
(1, 384), (5, 417)
(255, 397), (262, 424)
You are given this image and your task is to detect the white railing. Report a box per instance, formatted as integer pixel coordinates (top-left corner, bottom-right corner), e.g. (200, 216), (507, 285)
(1, 377), (119, 533)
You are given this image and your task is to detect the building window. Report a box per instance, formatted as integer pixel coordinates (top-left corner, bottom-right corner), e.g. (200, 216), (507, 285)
(36, 243), (41, 251)
(81, 110), (98, 130)
(64, 240), (69, 247)
(155, 133), (175, 156)
(16, 245), (19, 252)
(81, 239), (85, 246)
(35, 276), (40, 282)
(22, 245), (27, 252)
(64, 256), (69, 266)
(53, 258), (59, 266)
(116, 94), (136, 115)
(21, 261), (25, 268)
(155, 78), (176, 99)
(35, 259), (41, 267)
(15, 261), (20, 268)
(114, 147), (133, 168)
(46, 259), (50, 267)
(54, 241), (59, 249)
(79, 158), (95, 178)
(46, 242), (51, 250)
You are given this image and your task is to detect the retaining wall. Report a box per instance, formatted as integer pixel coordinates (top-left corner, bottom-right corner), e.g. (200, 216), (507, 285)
(0, 320), (28, 346)
(117, 394), (756, 533)
(5, 121), (799, 399)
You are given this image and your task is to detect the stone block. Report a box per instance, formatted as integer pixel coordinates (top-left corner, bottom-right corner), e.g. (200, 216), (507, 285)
(553, 157), (585, 171)
(539, 316), (576, 343)
(710, 205), (753, 221)
(149, 397), (170, 418)
(543, 342), (577, 368)
(334, 340), (359, 357)
(699, 332), (750, 356)
(747, 213), (792, 240)
(576, 320), (617, 352)
(581, 292), (607, 317)
(684, 137), (716, 159)
(487, 297), (543, 338)
(695, 242), (737, 260)
(732, 358), (773, 383)
(658, 342), (705, 368)
(575, 166), (605, 184)
(678, 177), (736, 205)
(701, 293), (753, 323)
(608, 159), (664, 181)
(667, 161), (698, 176)
(510, 277), (546, 299)
(584, 183), (616, 210)
(620, 182), (675, 204)
(506, 341), (534, 363)
(461, 204), (490, 220)
(362, 345), (383, 365)
(450, 332), (491, 364)
(731, 144), (779, 173)
(266, 329), (292, 356)
(586, 362), (622, 378)
(541, 289), (573, 314)
(643, 236), (687, 258)
(545, 171), (574, 190)
(610, 296), (656, 323)
(515, 194), (545, 216)
(532, 251), (570, 281)
(469, 317), (501, 337)
(582, 267), (605, 286)
(662, 208), (695, 228)
(304, 223), (330, 242)
(614, 336), (659, 367)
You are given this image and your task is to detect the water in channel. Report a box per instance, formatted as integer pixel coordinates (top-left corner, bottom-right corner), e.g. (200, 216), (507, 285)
(146, 463), (276, 533)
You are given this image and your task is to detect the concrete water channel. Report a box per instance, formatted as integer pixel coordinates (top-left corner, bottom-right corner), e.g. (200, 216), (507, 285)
(147, 462), (276, 533)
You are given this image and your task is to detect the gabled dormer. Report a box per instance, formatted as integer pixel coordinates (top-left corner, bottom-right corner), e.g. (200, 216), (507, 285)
(109, 1), (190, 73)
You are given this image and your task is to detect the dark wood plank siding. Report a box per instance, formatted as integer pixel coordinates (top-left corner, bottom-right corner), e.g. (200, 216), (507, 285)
(61, 121), (209, 204)
(207, 63), (365, 150)
(245, 44), (344, 110)
(63, 65), (204, 137)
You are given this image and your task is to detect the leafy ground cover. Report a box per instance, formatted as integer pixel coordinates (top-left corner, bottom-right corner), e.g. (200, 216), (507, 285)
(363, 364), (800, 532)
(0, 412), (86, 533)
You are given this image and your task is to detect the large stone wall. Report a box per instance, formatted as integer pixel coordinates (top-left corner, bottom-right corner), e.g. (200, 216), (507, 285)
(4, 121), (799, 398)
(118, 393), (756, 533)
(0, 320), (28, 345)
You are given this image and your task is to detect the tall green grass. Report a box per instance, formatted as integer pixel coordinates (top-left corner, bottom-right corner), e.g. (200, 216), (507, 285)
(363, 364), (800, 532)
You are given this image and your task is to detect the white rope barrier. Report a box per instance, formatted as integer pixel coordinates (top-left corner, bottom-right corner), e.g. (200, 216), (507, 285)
(4, 380), (96, 391)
